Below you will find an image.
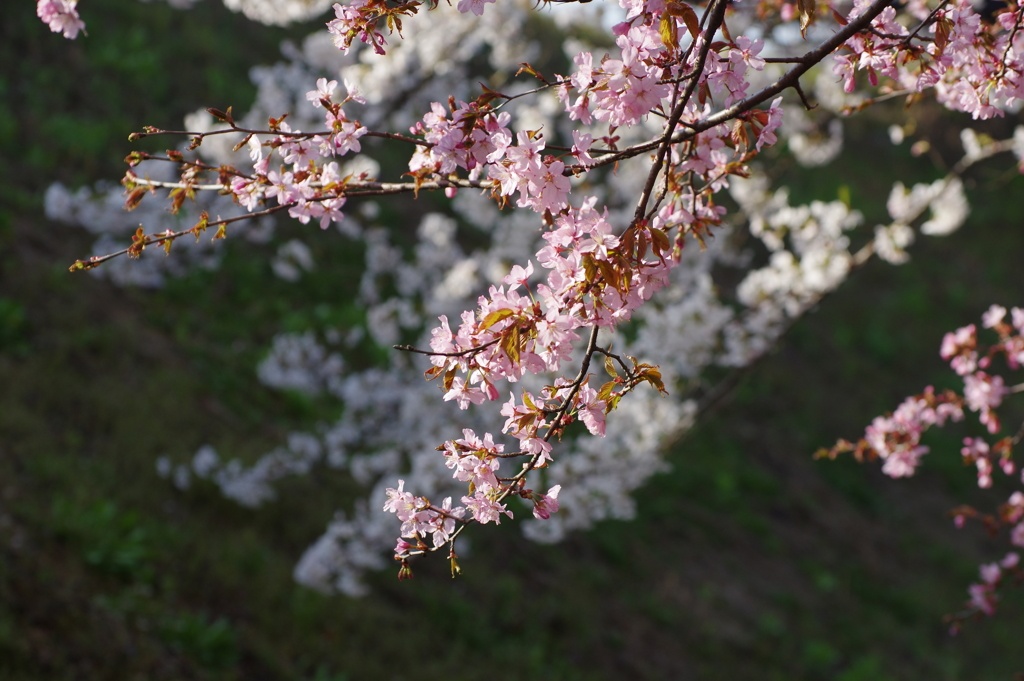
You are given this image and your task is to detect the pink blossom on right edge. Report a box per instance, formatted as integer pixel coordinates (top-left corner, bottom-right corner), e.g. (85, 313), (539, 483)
(962, 371), (1009, 433)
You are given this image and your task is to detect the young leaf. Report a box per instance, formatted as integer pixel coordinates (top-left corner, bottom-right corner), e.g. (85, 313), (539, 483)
(659, 13), (680, 51)
(641, 366), (668, 395)
(597, 380), (617, 402)
(123, 187), (148, 211)
(481, 308), (516, 331)
(798, 0), (816, 38)
(443, 365), (458, 392)
(501, 326), (521, 365)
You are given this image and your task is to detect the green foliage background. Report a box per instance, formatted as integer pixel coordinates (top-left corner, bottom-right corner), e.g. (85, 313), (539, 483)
(1, 0), (1023, 679)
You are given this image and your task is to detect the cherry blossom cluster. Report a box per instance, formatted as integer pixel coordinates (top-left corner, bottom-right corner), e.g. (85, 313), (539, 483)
(560, 23), (671, 128)
(383, 425), (561, 572)
(383, 479), (466, 552)
(963, 552), (1020, 619)
(407, 102), (512, 183)
(941, 306), (1024, 433)
(368, 0), (821, 568)
(822, 305), (1024, 620)
(953, 495), (1024, 623)
(37, 0), (85, 39)
(426, 201), (674, 390)
(226, 78), (368, 227)
(863, 387), (964, 478)
(833, 0), (1024, 119)
(52, 0), (1024, 593)
(326, 0), (402, 55)
(95, 77), (373, 263)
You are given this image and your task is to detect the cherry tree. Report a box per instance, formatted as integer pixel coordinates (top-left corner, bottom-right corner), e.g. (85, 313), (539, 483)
(40, 0), (1024, 617)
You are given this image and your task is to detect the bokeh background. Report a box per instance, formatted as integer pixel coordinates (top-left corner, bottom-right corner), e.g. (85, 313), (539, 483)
(3, 0), (1024, 679)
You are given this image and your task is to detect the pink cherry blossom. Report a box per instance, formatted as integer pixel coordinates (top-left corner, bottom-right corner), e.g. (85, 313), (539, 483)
(576, 383), (607, 436)
(37, 0), (85, 39)
(941, 324), (978, 375)
(756, 97), (784, 151)
(461, 492), (512, 524)
(456, 0), (495, 16)
(963, 371), (1008, 433)
(430, 497), (466, 547)
(326, 0), (387, 54)
(306, 78), (338, 109)
(733, 36), (766, 71)
(532, 485), (561, 520)
(982, 304), (1007, 328)
(980, 562), (1001, 584)
(968, 582), (997, 615)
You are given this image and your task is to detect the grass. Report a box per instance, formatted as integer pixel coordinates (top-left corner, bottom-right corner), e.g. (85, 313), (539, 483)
(2, 0), (1024, 679)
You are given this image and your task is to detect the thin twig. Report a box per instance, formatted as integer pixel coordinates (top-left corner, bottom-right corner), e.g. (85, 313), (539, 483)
(393, 337), (501, 358)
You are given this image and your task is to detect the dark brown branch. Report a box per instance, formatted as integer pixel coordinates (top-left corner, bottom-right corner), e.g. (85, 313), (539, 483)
(903, 0), (951, 45)
(392, 337), (501, 358)
(633, 0), (729, 225)
(586, 0), (894, 173)
(68, 204), (290, 272)
(793, 79), (817, 111)
(131, 125), (431, 148)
